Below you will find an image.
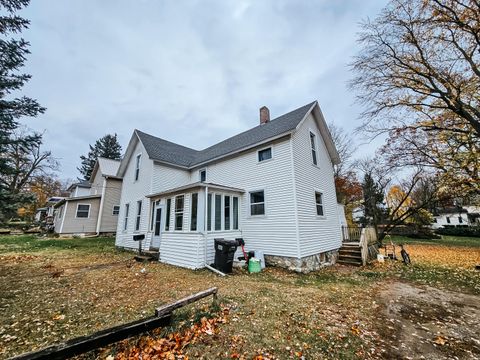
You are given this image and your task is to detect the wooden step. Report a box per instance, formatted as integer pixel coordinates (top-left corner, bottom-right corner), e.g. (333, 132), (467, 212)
(338, 254), (362, 261)
(134, 251), (159, 262)
(337, 258), (362, 267)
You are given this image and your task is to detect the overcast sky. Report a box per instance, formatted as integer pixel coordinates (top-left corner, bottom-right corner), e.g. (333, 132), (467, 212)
(20, 0), (386, 180)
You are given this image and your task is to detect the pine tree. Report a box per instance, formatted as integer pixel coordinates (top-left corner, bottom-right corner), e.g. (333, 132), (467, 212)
(0, 0), (46, 221)
(78, 133), (122, 180)
(361, 173), (385, 237)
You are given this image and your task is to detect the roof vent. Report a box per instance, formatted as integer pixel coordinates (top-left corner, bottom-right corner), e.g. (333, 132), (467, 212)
(260, 106), (270, 125)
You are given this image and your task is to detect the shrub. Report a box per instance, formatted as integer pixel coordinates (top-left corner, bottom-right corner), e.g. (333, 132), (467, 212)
(435, 226), (480, 237)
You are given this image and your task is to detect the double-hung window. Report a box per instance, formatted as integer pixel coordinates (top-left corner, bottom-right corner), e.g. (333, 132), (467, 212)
(76, 204), (90, 218)
(199, 169), (207, 182)
(214, 194), (222, 230)
(134, 154), (141, 181)
(123, 203), (129, 230)
(113, 205), (120, 215)
(224, 195), (230, 230)
(315, 191), (324, 216)
(310, 132), (318, 166)
(250, 191), (265, 216)
(135, 200), (142, 231)
(190, 193), (198, 231)
(165, 199), (171, 231)
(258, 147), (272, 162)
(175, 195), (184, 230)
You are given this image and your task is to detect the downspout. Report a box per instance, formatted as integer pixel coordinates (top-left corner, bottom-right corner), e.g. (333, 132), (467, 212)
(203, 185), (226, 276)
(95, 177), (107, 236)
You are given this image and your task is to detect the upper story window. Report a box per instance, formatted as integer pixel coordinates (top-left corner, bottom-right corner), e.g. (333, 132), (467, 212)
(124, 203), (129, 230)
(250, 190), (265, 216)
(135, 200), (142, 231)
(112, 205), (120, 215)
(310, 132), (318, 166)
(135, 154), (141, 181)
(315, 191), (324, 216)
(258, 147), (272, 162)
(76, 204), (90, 218)
(175, 195), (184, 230)
(199, 169), (207, 182)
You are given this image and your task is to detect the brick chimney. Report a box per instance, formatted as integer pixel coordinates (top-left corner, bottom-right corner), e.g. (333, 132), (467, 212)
(260, 106), (270, 125)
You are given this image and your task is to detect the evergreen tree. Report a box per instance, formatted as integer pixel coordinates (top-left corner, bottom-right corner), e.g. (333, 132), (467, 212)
(361, 173), (385, 238)
(78, 133), (122, 180)
(0, 0), (46, 221)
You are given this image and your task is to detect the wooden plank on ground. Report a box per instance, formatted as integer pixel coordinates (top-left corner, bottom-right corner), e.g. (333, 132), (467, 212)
(10, 315), (171, 360)
(155, 287), (218, 317)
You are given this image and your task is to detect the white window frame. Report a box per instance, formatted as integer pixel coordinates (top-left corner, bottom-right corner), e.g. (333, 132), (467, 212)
(257, 146), (273, 163)
(314, 190), (325, 218)
(123, 203), (129, 231)
(249, 189), (266, 217)
(135, 200), (142, 231)
(134, 153), (141, 181)
(75, 203), (90, 219)
(112, 205), (120, 215)
(174, 194), (185, 231)
(199, 168), (207, 182)
(310, 130), (318, 166)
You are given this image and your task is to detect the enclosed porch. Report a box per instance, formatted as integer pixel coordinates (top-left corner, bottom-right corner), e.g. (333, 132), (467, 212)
(146, 182), (244, 269)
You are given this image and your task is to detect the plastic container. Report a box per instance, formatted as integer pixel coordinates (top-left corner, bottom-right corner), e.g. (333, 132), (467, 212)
(248, 258), (261, 273)
(214, 239), (237, 273)
(254, 250), (265, 269)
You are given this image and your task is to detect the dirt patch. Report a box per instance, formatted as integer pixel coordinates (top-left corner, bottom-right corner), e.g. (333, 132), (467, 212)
(378, 282), (480, 359)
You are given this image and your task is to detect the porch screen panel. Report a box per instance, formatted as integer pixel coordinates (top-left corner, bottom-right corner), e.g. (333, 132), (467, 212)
(190, 193), (198, 231)
(175, 195), (184, 231)
(207, 194), (212, 231)
(165, 198), (171, 231)
(215, 194), (221, 231)
(224, 195), (230, 230)
(233, 197), (239, 230)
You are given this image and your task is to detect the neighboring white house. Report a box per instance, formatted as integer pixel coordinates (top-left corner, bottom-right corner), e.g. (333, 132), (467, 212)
(432, 206), (480, 229)
(54, 158), (122, 236)
(115, 101), (344, 272)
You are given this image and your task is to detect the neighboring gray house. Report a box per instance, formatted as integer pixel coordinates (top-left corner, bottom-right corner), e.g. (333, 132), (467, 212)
(54, 158), (122, 236)
(115, 101), (344, 272)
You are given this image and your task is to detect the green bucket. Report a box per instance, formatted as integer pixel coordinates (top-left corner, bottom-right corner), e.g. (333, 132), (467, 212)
(248, 258), (261, 273)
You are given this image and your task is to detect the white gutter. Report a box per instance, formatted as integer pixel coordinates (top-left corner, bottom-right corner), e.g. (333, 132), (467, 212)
(95, 178), (107, 235)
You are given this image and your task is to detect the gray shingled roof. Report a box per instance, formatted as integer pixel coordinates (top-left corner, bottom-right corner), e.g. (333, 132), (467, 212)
(136, 101), (316, 168)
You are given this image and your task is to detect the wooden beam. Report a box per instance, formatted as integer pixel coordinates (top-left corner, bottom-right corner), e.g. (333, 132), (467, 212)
(155, 287), (218, 317)
(10, 315), (171, 360)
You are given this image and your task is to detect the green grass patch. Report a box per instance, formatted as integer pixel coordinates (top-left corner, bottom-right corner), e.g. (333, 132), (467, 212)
(390, 234), (480, 247)
(0, 235), (116, 254)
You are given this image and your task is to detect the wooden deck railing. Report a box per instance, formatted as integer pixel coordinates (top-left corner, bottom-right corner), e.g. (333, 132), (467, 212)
(341, 226), (362, 243)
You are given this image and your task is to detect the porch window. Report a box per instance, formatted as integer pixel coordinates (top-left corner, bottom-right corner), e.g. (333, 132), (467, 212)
(224, 195), (230, 230)
(135, 200), (142, 231)
(150, 202), (155, 231)
(250, 191), (265, 216)
(175, 195), (184, 230)
(207, 194), (212, 231)
(458, 216), (463, 224)
(113, 205), (120, 215)
(76, 204), (90, 218)
(165, 198), (171, 231)
(233, 196), (239, 230)
(315, 191), (324, 216)
(134, 154), (141, 181)
(190, 193), (198, 231)
(215, 194), (222, 230)
(310, 132), (318, 166)
(123, 203), (129, 231)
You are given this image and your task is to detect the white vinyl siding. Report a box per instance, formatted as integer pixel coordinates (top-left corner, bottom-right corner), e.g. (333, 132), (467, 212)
(292, 113), (342, 258)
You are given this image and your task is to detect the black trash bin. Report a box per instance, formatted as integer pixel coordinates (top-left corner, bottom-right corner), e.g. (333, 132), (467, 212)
(214, 239), (237, 273)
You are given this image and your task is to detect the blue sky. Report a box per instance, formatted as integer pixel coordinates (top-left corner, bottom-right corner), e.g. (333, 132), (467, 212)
(19, 0), (386, 180)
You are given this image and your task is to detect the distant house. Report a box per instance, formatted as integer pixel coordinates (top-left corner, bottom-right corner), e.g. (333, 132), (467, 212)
(115, 101), (345, 272)
(54, 158), (122, 236)
(432, 206), (480, 228)
(35, 196), (65, 225)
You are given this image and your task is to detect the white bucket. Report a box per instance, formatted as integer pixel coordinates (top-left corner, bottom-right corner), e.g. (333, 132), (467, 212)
(254, 250), (265, 269)
(377, 254), (385, 262)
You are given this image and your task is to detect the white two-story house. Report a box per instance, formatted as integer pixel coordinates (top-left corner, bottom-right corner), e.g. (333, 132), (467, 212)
(115, 101), (343, 272)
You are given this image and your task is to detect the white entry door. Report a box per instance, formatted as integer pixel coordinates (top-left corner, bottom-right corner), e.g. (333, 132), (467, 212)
(151, 204), (162, 250)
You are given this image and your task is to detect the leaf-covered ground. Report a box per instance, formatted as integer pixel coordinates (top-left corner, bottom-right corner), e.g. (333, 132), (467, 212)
(0, 235), (479, 359)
